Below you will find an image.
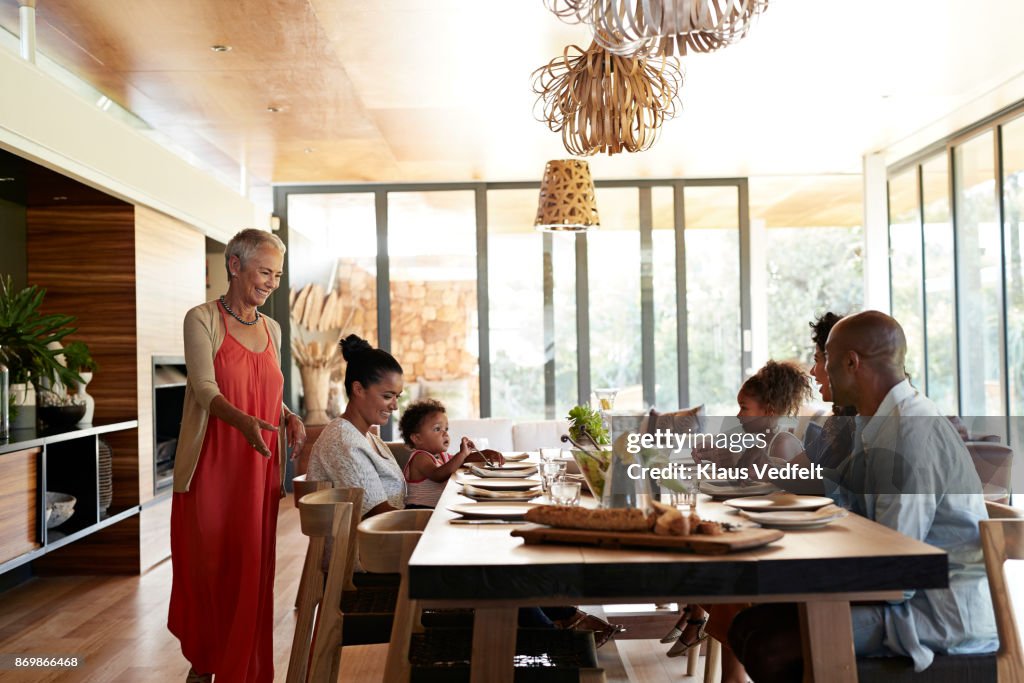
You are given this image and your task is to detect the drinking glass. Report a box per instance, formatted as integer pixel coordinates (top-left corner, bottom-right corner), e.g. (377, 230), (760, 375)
(672, 483), (699, 514)
(594, 388), (618, 411)
(540, 460), (567, 497)
(551, 478), (582, 506)
(539, 447), (560, 463)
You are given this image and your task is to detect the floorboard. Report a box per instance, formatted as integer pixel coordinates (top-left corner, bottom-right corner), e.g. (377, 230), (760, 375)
(0, 497), (709, 682)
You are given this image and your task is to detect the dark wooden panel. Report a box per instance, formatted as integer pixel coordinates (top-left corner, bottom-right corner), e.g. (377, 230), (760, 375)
(27, 205), (138, 423)
(0, 448), (41, 564)
(34, 515), (141, 575)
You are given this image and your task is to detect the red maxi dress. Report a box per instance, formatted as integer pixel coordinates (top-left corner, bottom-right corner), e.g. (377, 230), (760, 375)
(168, 307), (283, 683)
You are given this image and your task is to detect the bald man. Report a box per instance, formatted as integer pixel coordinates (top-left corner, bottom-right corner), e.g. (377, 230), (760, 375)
(730, 311), (997, 680)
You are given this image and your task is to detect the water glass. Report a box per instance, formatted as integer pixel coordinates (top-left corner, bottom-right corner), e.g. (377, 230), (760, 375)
(540, 459), (567, 496)
(550, 478), (581, 506)
(672, 486), (699, 514)
(539, 447), (560, 463)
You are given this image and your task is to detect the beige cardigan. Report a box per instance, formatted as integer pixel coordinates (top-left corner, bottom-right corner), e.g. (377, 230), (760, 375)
(172, 300), (286, 493)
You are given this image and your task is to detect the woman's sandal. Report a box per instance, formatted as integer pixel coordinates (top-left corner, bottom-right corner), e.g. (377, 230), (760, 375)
(186, 668), (212, 683)
(555, 609), (627, 648)
(666, 616), (708, 657)
(659, 606), (693, 643)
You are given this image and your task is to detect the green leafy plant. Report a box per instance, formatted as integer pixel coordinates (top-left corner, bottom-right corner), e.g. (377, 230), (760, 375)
(567, 404), (610, 446)
(0, 275), (81, 388)
(61, 340), (98, 374)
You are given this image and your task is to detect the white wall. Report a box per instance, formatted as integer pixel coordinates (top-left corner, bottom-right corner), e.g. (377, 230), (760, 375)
(0, 48), (265, 242)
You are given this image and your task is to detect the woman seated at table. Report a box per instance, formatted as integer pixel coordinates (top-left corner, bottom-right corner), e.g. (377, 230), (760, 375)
(307, 334), (406, 518)
(668, 359), (811, 682)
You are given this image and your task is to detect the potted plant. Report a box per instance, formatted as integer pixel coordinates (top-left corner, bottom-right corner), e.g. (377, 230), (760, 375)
(563, 404), (612, 498)
(61, 340), (98, 424)
(0, 275), (81, 427)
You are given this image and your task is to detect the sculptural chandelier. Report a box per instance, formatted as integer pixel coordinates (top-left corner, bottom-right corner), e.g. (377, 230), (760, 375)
(544, 0), (770, 56)
(531, 40), (683, 155)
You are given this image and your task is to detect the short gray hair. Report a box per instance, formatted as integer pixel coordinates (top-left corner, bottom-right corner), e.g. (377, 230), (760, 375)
(224, 228), (286, 279)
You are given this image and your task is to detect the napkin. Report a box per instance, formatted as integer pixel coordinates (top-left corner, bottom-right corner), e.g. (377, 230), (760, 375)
(742, 504), (848, 522)
(469, 465), (538, 478)
(462, 483), (540, 499)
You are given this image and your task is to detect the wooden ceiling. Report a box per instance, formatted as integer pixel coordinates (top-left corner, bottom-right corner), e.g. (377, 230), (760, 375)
(2, 0), (1023, 229)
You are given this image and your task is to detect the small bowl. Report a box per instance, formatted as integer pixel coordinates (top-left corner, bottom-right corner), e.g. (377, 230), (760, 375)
(37, 404), (86, 431)
(45, 491), (77, 528)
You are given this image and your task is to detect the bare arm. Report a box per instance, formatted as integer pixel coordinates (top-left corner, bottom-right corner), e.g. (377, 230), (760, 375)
(364, 500), (399, 518)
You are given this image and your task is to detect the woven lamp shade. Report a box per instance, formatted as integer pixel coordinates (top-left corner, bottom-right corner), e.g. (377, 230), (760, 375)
(534, 160), (601, 232)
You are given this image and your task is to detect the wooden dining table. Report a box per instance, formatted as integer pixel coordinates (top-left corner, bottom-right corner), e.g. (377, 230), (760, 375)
(406, 477), (949, 683)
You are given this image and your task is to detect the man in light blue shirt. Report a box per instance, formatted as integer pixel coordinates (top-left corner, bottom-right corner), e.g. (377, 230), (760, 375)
(731, 311), (997, 680)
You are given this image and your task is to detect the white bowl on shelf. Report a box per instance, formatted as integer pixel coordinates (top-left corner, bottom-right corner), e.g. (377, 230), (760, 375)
(45, 492), (77, 528)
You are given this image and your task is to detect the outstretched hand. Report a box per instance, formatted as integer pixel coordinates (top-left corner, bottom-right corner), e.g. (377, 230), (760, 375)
(241, 416), (278, 458)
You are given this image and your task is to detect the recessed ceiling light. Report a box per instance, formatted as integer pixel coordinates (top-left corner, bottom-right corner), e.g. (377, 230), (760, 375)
(52, 196), (68, 201)
(210, 45), (232, 52)
(0, 177), (14, 182)
(266, 106), (282, 113)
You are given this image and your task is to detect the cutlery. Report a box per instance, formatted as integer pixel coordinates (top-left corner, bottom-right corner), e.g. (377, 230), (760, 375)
(449, 519), (525, 525)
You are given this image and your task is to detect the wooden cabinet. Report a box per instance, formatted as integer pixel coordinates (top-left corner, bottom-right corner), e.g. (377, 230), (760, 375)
(0, 421), (138, 575)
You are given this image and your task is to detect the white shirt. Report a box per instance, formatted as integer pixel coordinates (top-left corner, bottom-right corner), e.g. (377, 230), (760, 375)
(828, 379), (997, 670)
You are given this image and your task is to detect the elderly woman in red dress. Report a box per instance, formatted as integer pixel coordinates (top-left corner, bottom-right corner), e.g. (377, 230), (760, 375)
(168, 228), (306, 683)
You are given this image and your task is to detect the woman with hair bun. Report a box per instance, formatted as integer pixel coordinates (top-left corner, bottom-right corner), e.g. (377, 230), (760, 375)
(306, 334), (407, 519)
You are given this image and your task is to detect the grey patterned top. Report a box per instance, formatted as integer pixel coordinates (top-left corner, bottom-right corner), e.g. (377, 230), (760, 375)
(307, 417), (407, 517)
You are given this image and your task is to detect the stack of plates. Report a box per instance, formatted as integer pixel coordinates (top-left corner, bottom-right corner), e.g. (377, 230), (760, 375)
(699, 480), (777, 499)
(738, 505), (848, 529)
(469, 464), (538, 478)
(461, 483), (541, 502)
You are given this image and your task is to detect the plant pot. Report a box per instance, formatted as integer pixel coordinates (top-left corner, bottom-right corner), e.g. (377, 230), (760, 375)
(37, 404), (86, 432)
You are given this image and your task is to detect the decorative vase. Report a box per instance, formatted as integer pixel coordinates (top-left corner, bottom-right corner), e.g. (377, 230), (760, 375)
(299, 366), (331, 426)
(74, 371), (95, 425)
(11, 382), (35, 430)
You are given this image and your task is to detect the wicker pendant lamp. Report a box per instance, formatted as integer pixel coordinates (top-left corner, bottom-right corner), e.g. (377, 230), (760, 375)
(534, 160), (601, 232)
(544, 0), (769, 57)
(531, 40), (683, 156)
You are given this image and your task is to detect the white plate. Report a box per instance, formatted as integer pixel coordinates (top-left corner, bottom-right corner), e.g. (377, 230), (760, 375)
(461, 490), (541, 503)
(468, 464), (538, 478)
(456, 475), (543, 491)
(699, 480), (778, 498)
(739, 506), (848, 529)
(723, 494), (835, 512)
(503, 452), (531, 462)
(448, 502), (537, 519)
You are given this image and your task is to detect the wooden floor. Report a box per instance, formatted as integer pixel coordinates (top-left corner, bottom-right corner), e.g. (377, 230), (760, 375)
(0, 498), (711, 683)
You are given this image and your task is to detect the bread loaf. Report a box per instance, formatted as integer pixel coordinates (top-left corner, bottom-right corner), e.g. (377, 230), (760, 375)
(524, 505), (655, 531)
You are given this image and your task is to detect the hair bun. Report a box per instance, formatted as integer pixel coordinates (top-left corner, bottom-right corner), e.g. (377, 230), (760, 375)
(340, 334), (372, 361)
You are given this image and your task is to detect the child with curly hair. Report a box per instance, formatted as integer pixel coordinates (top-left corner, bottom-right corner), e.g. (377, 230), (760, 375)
(674, 360), (812, 681)
(398, 398), (497, 509)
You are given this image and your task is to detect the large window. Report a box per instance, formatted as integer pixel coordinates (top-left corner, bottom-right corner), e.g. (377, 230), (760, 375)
(888, 107), (1024, 430)
(277, 179), (751, 421)
(955, 131), (1004, 416)
(888, 169), (926, 389)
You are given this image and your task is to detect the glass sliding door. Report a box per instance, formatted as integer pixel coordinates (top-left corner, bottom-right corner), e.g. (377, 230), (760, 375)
(486, 189), (545, 419)
(955, 132), (1004, 416)
(921, 155), (958, 413)
(684, 185), (742, 414)
(1003, 115), (1024, 418)
(286, 192), (378, 415)
(588, 188), (643, 411)
(888, 169), (926, 390)
(652, 186), (679, 409)
(388, 191), (480, 418)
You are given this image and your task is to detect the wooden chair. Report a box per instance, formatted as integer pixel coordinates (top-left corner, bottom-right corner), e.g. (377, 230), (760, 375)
(357, 510), (605, 683)
(357, 508), (433, 683)
(288, 486), (401, 683)
(292, 474), (332, 609)
(980, 510), (1024, 681)
(855, 501), (1023, 682)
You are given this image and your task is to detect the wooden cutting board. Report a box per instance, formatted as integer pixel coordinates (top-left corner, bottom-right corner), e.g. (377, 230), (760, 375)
(511, 524), (783, 555)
